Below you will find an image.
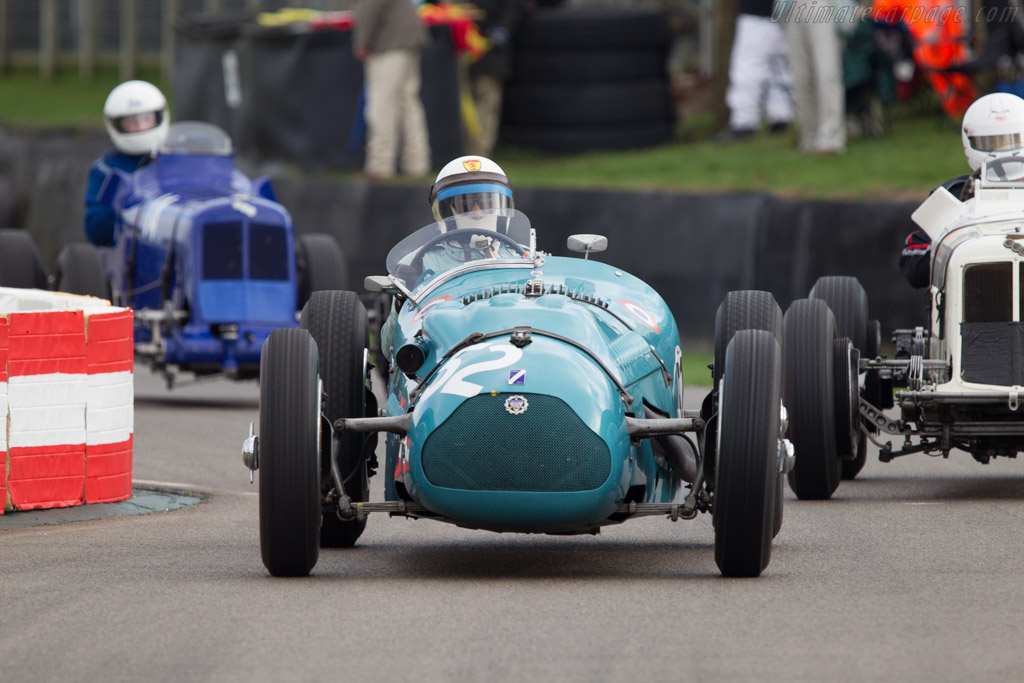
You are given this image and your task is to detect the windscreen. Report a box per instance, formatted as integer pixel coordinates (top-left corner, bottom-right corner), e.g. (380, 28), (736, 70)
(982, 154), (1024, 183)
(160, 121), (233, 156)
(385, 209), (532, 287)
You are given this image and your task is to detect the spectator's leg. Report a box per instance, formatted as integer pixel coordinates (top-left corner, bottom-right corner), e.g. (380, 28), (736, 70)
(398, 49), (432, 176)
(807, 19), (846, 153)
(726, 14), (765, 133)
(784, 19), (817, 153)
(467, 75), (503, 157)
(364, 50), (403, 178)
(763, 18), (794, 129)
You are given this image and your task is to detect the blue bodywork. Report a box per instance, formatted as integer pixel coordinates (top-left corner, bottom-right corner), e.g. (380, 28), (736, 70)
(107, 123), (297, 380)
(381, 214), (689, 533)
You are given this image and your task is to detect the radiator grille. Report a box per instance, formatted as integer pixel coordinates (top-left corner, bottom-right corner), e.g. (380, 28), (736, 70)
(421, 393), (611, 492)
(202, 222), (242, 279)
(249, 223), (289, 280)
(963, 262), (1012, 323)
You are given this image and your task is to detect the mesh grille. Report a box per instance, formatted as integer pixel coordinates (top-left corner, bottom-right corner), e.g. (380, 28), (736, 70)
(963, 262), (1012, 323)
(421, 393), (611, 492)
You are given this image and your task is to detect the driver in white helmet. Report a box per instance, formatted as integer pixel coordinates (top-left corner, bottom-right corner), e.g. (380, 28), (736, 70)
(380, 155), (519, 357)
(83, 80), (169, 245)
(422, 155), (518, 269)
(899, 92), (1024, 288)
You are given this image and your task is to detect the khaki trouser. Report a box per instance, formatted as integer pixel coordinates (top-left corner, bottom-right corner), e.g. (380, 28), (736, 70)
(364, 49), (432, 176)
(782, 15), (846, 153)
(466, 74), (504, 157)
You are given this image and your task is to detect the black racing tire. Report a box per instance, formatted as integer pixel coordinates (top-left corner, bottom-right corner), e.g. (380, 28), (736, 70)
(809, 276), (868, 354)
(713, 290), (784, 390)
(784, 299), (841, 500)
(515, 6), (671, 50)
(301, 290), (370, 548)
(0, 229), (48, 289)
(55, 242), (110, 300)
(259, 328), (322, 577)
(714, 329), (783, 578)
(842, 435), (869, 480)
(513, 48), (668, 85)
(503, 81), (673, 128)
(297, 233), (348, 310)
(501, 121), (674, 154)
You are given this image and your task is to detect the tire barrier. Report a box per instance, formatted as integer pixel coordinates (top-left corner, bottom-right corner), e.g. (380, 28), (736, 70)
(501, 6), (675, 153)
(0, 289), (133, 513)
(173, 15), (463, 171)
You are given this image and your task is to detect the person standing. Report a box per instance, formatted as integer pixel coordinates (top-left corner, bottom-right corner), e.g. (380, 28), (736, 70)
(353, 0), (433, 179)
(464, 0), (521, 156)
(720, 0), (793, 142)
(777, 0), (847, 154)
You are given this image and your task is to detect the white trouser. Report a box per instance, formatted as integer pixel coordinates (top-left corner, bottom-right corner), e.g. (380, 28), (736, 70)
(364, 49), (432, 177)
(783, 13), (846, 153)
(726, 14), (794, 131)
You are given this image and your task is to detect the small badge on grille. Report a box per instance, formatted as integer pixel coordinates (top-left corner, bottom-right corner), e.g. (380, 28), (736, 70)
(508, 369), (526, 385)
(504, 395), (529, 415)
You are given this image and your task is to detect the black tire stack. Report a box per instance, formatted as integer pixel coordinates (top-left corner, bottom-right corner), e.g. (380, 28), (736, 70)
(501, 6), (675, 153)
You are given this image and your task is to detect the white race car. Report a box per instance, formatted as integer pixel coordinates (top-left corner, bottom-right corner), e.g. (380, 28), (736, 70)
(784, 155), (1024, 499)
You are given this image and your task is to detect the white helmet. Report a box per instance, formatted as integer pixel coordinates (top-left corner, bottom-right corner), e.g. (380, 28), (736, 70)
(428, 156), (514, 222)
(103, 80), (169, 156)
(961, 93), (1024, 171)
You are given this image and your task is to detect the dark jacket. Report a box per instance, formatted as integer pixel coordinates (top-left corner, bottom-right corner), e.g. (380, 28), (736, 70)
(353, 0), (428, 54)
(469, 0), (521, 80)
(737, 0), (774, 17)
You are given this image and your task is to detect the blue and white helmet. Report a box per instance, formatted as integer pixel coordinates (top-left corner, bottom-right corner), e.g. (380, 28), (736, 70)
(428, 156), (514, 222)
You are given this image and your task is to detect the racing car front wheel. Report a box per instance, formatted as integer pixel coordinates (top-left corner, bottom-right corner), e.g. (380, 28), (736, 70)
(297, 233), (348, 309)
(712, 290), (784, 390)
(301, 290), (371, 548)
(714, 329), (782, 578)
(55, 242), (110, 300)
(0, 229), (47, 289)
(783, 299), (841, 500)
(259, 328), (322, 577)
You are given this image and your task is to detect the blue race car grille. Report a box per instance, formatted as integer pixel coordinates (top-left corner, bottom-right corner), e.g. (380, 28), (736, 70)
(249, 223), (289, 280)
(421, 393), (611, 492)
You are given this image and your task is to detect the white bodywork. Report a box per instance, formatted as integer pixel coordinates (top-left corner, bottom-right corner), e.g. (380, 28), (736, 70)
(912, 164), (1024, 395)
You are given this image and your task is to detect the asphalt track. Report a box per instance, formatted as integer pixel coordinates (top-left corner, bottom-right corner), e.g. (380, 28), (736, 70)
(3, 367), (1024, 681)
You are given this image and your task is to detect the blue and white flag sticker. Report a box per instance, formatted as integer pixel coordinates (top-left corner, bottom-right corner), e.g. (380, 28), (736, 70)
(508, 369), (526, 385)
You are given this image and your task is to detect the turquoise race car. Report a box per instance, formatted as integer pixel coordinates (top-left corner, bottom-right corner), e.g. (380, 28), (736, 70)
(245, 209), (793, 577)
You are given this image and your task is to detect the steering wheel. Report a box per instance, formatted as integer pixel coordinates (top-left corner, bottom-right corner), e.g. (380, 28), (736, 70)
(408, 228), (526, 279)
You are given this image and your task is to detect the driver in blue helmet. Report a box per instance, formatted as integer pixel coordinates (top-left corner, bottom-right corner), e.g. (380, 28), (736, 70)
(380, 155), (517, 358)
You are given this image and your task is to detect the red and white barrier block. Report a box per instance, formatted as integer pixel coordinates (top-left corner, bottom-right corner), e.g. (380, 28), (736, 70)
(0, 288), (133, 513)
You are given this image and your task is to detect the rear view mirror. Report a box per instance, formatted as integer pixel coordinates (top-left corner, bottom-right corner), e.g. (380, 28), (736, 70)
(364, 275), (395, 293)
(567, 234), (608, 260)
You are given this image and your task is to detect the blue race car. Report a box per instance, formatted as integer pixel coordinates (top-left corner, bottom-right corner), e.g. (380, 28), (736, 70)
(245, 209), (793, 577)
(56, 121), (346, 387)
